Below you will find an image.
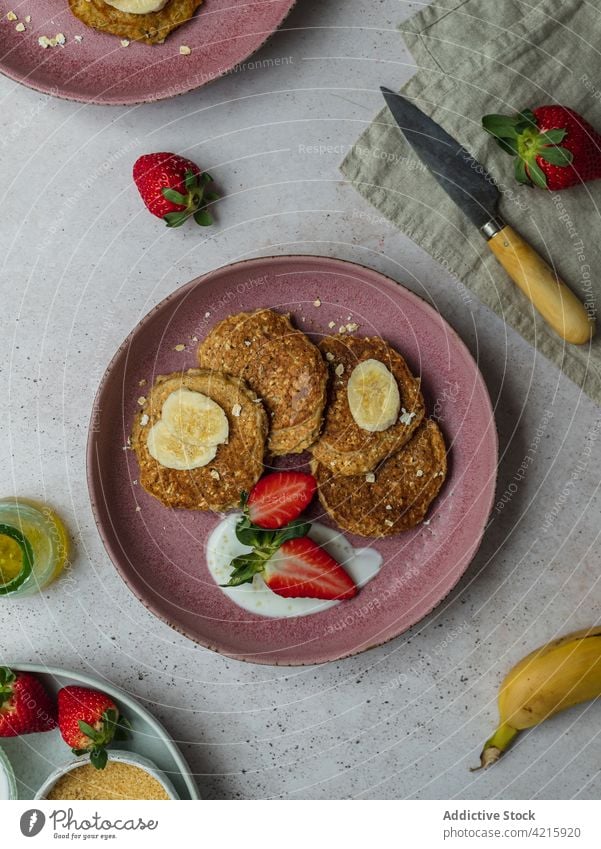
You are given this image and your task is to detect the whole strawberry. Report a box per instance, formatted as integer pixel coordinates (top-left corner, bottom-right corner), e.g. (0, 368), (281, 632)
(57, 686), (129, 770)
(133, 152), (218, 227)
(0, 667), (57, 737)
(482, 106), (601, 189)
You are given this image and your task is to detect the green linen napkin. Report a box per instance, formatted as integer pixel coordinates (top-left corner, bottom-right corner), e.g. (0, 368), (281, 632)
(341, 0), (601, 403)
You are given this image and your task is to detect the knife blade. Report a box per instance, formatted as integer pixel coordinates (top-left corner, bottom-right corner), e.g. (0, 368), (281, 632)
(380, 87), (595, 344)
(381, 86), (500, 232)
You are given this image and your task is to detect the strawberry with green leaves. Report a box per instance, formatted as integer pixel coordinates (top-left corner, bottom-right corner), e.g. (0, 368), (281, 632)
(483, 105), (601, 190)
(57, 686), (130, 770)
(224, 473), (357, 601)
(133, 152), (219, 228)
(0, 667), (57, 737)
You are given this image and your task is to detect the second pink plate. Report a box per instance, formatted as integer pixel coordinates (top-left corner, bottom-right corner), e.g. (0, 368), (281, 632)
(87, 255), (498, 665)
(0, 0), (297, 104)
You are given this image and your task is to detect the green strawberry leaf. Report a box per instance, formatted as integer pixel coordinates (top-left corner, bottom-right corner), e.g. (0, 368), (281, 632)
(539, 128), (567, 145)
(272, 519), (312, 546)
(204, 192), (220, 202)
(90, 748), (108, 771)
(526, 160), (548, 189)
(223, 551), (269, 587)
(194, 209), (213, 226)
(113, 718), (131, 742)
(495, 137), (519, 156)
(162, 188), (187, 205)
(0, 667), (16, 709)
(514, 158), (531, 185)
(516, 109), (536, 128)
(200, 172), (214, 185)
(482, 114), (520, 139)
(184, 170), (198, 191)
(234, 515), (273, 547)
(538, 145), (573, 166)
(78, 720), (99, 741)
(164, 211), (189, 228)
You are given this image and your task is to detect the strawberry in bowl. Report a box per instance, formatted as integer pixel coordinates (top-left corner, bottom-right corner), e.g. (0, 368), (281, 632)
(0, 667), (57, 737)
(58, 686), (130, 770)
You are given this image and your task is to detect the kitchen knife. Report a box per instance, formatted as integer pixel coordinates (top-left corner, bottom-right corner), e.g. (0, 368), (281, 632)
(381, 87), (595, 344)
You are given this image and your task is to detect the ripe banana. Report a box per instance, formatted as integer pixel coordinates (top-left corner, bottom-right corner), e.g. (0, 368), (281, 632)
(347, 358), (400, 432)
(477, 626), (601, 768)
(162, 388), (229, 447)
(147, 421), (217, 470)
(104, 0), (169, 14)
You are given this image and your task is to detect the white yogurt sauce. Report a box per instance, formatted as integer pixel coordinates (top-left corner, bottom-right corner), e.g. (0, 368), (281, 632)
(206, 513), (382, 618)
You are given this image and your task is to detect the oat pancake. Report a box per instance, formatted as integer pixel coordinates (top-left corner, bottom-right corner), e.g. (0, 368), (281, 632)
(312, 419), (447, 537)
(198, 310), (328, 456)
(310, 335), (424, 476)
(131, 369), (267, 511)
(68, 0), (203, 45)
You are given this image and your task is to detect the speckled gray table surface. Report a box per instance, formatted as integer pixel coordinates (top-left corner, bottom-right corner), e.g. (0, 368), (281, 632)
(1, 0), (600, 799)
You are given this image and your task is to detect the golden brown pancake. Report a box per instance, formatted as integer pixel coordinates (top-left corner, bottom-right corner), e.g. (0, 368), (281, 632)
(68, 0), (203, 45)
(197, 310), (328, 456)
(312, 419), (447, 537)
(131, 369), (267, 511)
(310, 335), (424, 476)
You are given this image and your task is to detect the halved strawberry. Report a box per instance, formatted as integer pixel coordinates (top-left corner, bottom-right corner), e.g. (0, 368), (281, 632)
(247, 471), (317, 529)
(264, 537), (357, 600)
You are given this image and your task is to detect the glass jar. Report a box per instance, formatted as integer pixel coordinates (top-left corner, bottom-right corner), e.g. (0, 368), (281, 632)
(0, 499), (69, 597)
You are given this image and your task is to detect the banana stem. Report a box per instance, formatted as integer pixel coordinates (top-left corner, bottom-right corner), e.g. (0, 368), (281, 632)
(473, 724), (519, 770)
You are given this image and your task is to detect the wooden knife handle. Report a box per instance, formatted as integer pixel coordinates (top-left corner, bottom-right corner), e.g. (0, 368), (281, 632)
(487, 224), (595, 345)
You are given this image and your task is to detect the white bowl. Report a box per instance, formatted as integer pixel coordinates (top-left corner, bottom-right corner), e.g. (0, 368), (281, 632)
(0, 746), (17, 800)
(35, 750), (179, 800)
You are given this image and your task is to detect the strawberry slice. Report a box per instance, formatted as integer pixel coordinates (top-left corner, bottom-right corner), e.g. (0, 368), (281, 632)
(247, 471), (317, 529)
(264, 537), (357, 600)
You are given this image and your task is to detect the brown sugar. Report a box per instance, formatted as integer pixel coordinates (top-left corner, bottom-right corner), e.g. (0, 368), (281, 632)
(45, 761), (170, 800)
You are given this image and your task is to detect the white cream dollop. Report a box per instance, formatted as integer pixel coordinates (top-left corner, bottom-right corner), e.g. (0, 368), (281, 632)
(104, 0), (169, 14)
(206, 514), (383, 619)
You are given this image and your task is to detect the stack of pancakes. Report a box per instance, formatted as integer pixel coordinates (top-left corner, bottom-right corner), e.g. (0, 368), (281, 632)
(132, 308), (447, 535)
(309, 335), (447, 537)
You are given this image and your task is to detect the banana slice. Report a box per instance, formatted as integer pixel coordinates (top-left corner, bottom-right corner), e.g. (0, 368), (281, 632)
(147, 421), (217, 471)
(161, 388), (229, 447)
(347, 359), (400, 432)
(104, 0), (169, 14)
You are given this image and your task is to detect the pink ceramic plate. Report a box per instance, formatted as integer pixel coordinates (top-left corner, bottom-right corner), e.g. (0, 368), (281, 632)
(87, 255), (498, 665)
(0, 0), (297, 104)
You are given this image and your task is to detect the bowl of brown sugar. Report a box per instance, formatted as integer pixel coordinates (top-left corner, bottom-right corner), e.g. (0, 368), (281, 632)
(35, 751), (179, 800)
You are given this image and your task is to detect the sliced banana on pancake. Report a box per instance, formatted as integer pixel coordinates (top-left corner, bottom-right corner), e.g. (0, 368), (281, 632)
(104, 0), (168, 12)
(347, 359), (400, 432)
(161, 388), (229, 447)
(147, 421), (217, 470)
